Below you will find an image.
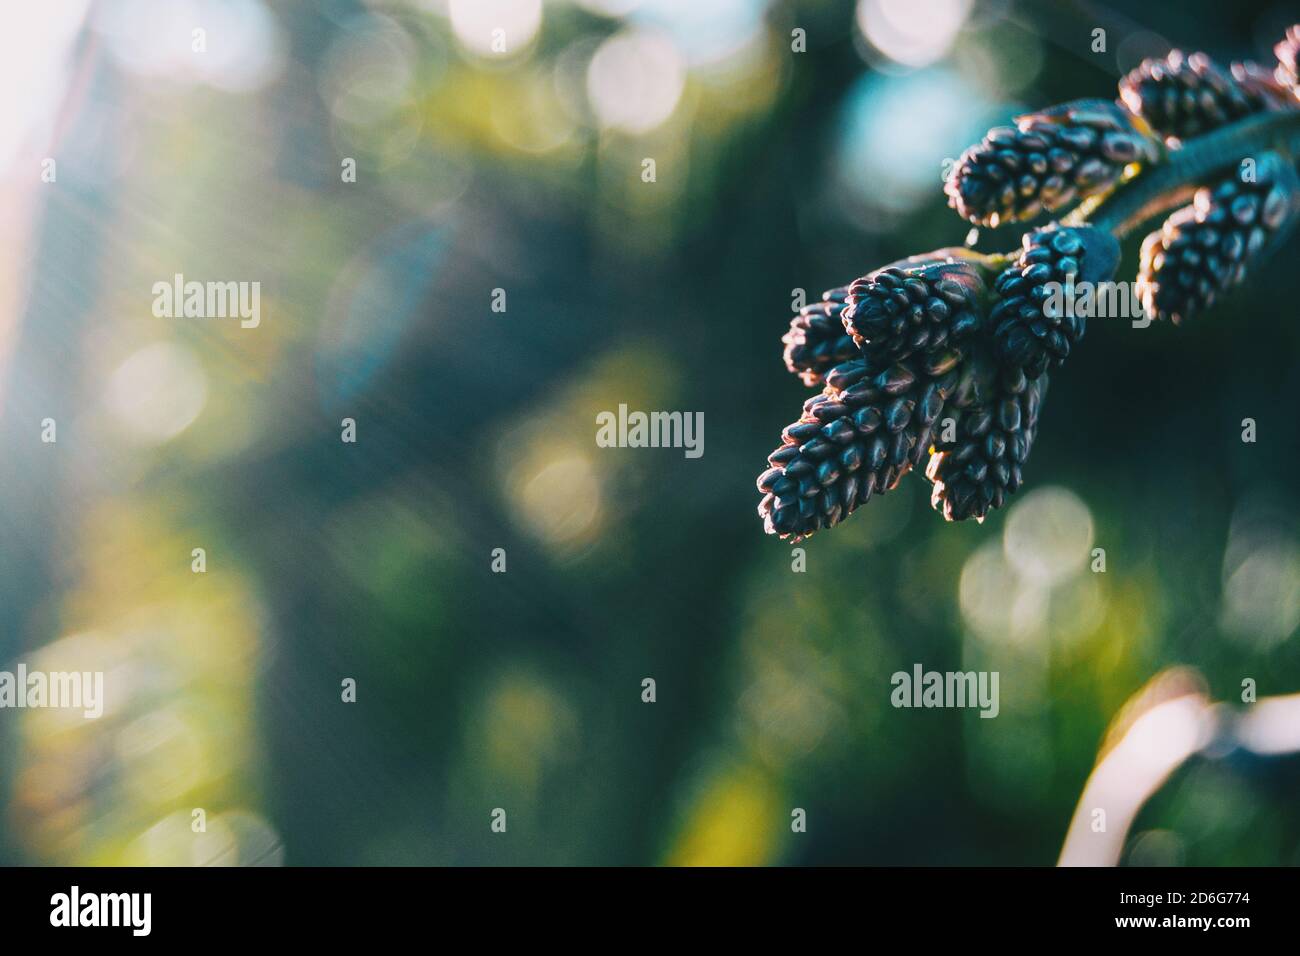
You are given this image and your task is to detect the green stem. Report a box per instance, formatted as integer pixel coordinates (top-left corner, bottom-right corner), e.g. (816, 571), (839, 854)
(1074, 110), (1300, 238)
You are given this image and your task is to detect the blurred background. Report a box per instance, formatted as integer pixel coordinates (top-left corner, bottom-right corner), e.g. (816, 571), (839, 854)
(1, 0), (1298, 867)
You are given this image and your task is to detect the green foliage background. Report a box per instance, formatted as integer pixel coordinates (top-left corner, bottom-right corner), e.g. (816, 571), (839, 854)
(0, 0), (1297, 866)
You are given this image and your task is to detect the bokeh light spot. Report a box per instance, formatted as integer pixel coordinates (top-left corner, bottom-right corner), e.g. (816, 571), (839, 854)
(1003, 486), (1094, 587)
(516, 453), (604, 548)
(1220, 542), (1300, 649)
(106, 342), (208, 444)
(587, 28), (685, 134)
(856, 0), (973, 68)
(448, 0), (542, 59)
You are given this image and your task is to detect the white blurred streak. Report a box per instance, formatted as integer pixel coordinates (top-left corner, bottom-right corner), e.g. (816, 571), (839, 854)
(0, 1), (90, 411)
(1236, 694), (1300, 756)
(0, 0), (89, 174)
(1059, 691), (1216, 867)
(1059, 673), (1300, 866)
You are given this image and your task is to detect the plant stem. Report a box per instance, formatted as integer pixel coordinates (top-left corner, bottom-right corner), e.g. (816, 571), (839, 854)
(1075, 110), (1300, 238)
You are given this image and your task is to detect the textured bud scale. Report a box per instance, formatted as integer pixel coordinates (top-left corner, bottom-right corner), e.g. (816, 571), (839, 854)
(782, 287), (859, 386)
(843, 259), (988, 363)
(990, 225), (1121, 379)
(945, 99), (1160, 227)
(757, 354), (960, 540)
(1277, 24), (1300, 91)
(1137, 153), (1300, 324)
(758, 23), (1300, 543)
(1118, 51), (1288, 141)
(926, 368), (1047, 522)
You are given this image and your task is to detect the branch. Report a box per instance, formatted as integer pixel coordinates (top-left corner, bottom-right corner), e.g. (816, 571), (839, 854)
(1077, 109), (1300, 238)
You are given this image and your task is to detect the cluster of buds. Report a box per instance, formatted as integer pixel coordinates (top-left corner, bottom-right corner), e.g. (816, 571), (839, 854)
(758, 25), (1300, 541)
(1137, 153), (1300, 323)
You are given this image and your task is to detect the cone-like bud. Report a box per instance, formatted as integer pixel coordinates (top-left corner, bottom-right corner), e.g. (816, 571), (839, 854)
(757, 352), (961, 540)
(945, 99), (1160, 227)
(843, 254), (992, 363)
(1137, 153), (1300, 324)
(941, 340), (1003, 413)
(1231, 60), (1297, 104)
(990, 225), (1121, 379)
(782, 287), (859, 386)
(926, 366), (1047, 522)
(1276, 24), (1300, 90)
(1118, 51), (1289, 141)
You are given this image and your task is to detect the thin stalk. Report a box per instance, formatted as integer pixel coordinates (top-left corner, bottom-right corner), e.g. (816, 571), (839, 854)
(1076, 110), (1300, 238)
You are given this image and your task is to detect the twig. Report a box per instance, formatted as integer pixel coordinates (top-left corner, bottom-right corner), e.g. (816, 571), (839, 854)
(1078, 110), (1300, 237)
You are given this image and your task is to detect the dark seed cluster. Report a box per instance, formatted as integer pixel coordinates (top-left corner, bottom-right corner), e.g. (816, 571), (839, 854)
(944, 99), (1159, 227)
(756, 24), (1300, 542)
(991, 225), (1121, 379)
(1137, 153), (1300, 324)
(1118, 51), (1287, 142)
(842, 261), (986, 362)
(757, 352), (961, 540)
(782, 287), (859, 386)
(926, 367), (1047, 523)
